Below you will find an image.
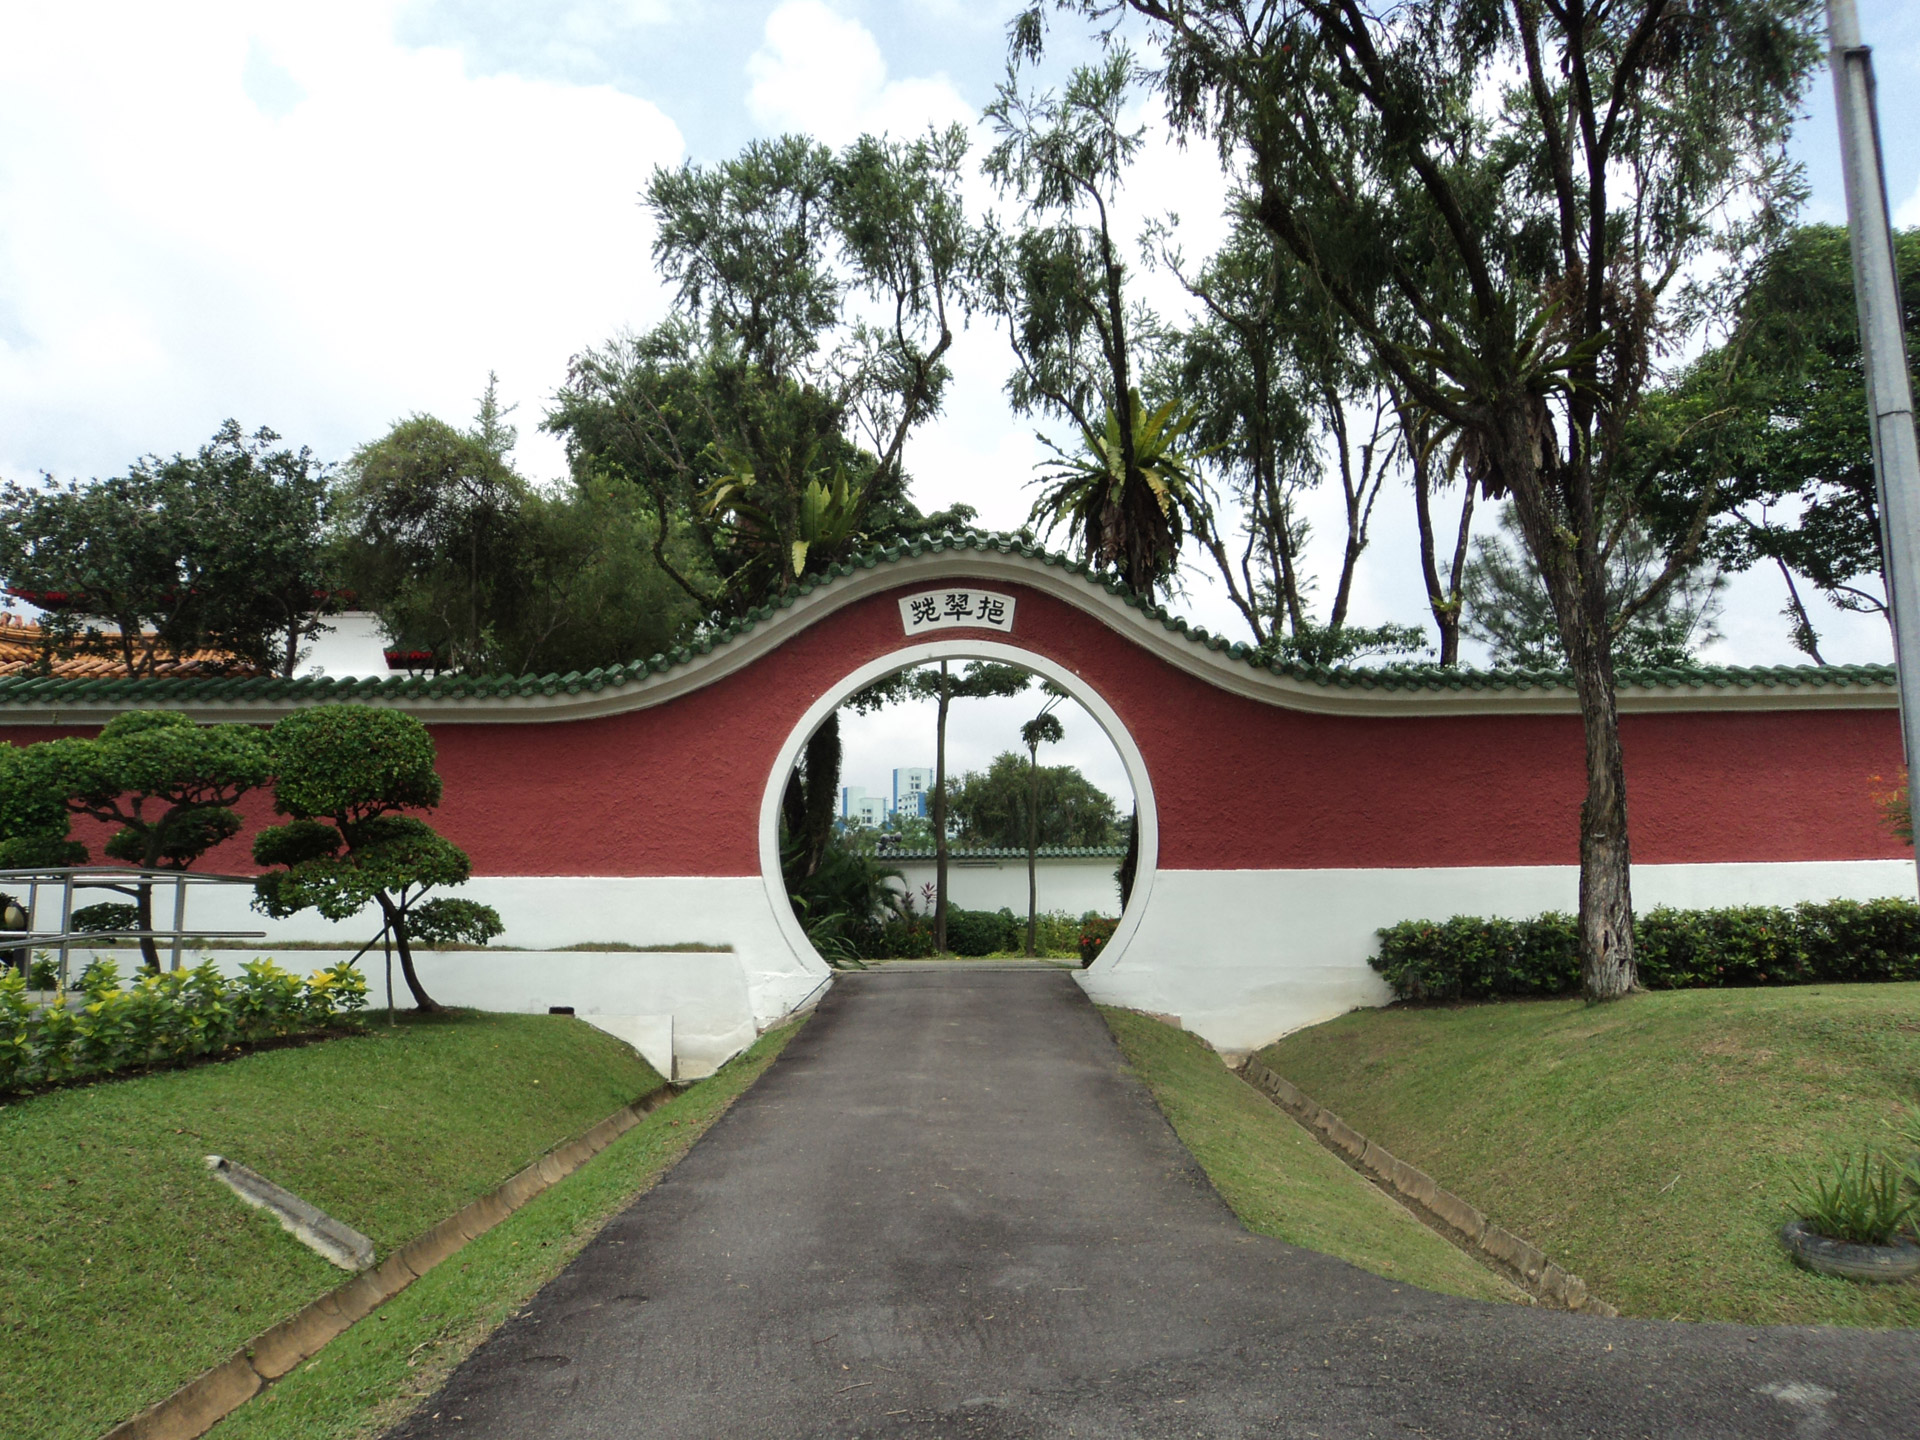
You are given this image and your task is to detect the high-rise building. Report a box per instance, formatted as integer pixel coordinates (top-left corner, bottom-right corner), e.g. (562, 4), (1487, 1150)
(893, 767), (933, 818)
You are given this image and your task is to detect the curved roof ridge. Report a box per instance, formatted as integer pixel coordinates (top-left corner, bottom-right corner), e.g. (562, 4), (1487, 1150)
(0, 528), (1893, 711)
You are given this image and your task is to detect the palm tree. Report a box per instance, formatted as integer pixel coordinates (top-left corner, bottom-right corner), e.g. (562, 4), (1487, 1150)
(1020, 695), (1065, 957)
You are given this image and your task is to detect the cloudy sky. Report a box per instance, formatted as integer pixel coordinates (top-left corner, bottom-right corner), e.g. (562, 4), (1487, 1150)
(3, 0), (1917, 808)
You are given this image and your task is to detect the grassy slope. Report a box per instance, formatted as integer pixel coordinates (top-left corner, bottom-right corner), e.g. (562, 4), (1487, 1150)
(1100, 1008), (1517, 1304)
(1256, 984), (1920, 1327)
(215, 1022), (802, 1440)
(0, 1011), (664, 1440)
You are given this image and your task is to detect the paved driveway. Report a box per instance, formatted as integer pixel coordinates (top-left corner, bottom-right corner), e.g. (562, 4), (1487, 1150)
(389, 969), (1920, 1438)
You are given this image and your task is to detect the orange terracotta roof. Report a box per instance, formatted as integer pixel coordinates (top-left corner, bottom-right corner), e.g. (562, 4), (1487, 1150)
(0, 612), (263, 678)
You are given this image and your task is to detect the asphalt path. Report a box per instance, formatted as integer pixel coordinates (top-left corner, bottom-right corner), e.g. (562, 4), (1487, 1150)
(388, 968), (1920, 1438)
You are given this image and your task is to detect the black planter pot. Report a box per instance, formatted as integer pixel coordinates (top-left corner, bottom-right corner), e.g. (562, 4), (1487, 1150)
(1780, 1219), (1920, 1282)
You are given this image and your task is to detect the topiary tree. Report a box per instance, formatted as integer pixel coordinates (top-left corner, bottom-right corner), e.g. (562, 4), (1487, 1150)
(251, 705), (501, 1012)
(0, 743), (84, 869)
(40, 711), (273, 971)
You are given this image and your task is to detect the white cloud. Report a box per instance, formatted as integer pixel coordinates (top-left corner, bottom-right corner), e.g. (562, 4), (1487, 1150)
(745, 0), (973, 145)
(1896, 174), (1920, 228)
(0, 1), (684, 486)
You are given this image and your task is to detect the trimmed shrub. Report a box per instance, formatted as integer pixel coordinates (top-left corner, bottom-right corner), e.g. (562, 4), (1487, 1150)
(945, 907), (1017, 957)
(1373, 899), (1920, 1001)
(0, 958), (366, 1095)
(850, 918), (939, 961)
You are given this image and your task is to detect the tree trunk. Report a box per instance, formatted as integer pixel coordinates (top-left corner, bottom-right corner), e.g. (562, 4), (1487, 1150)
(1501, 433), (1636, 1001)
(382, 896), (441, 1012)
(134, 880), (160, 973)
(933, 664), (951, 952)
(801, 714), (841, 879)
(1026, 746), (1040, 957)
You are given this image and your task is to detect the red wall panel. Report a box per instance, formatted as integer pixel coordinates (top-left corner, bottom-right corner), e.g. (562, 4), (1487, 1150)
(2, 578), (1904, 877)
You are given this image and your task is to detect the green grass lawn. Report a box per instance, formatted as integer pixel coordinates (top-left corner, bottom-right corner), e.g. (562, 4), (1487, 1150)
(0, 1010), (666, 1440)
(1100, 1008), (1518, 1304)
(213, 1021), (802, 1440)
(1255, 984), (1920, 1328)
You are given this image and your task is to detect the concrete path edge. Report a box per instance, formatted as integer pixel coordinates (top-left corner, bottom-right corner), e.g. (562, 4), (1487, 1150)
(1238, 1055), (1619, 1317)
(98, 1084), (683, 1440)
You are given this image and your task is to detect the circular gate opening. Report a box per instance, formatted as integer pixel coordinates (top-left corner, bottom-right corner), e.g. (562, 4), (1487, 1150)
(759, 640), (1157, 976)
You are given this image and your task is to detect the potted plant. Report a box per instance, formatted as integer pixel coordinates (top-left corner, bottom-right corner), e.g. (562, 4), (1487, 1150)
(1781, 1150), (1920, 1281)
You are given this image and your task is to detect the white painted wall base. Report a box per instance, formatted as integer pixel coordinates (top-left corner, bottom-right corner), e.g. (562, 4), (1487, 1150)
(45, 859), (1914, 1077)
(1081, 860), (1918, 1057)
(890, 856), (1121, 919)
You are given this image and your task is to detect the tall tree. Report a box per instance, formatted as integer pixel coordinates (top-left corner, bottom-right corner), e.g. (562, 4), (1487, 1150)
(1464, 505), (1726, 669)
(0, 423), (339, 677)
(1020, 699), (1066, 955)
(336, 380), (529, 673)
(1064, 0), (1823, 998)
(1156, 213), (1460, 663)
(917, 662), (1032, 950)
(984, 52), (1209, 594)
(554, 128), (985, 886)
(1631, 224), (1920, 660)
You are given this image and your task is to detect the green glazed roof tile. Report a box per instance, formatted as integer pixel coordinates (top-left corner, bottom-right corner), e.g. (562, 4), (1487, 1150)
(0, 527), (1896, 709)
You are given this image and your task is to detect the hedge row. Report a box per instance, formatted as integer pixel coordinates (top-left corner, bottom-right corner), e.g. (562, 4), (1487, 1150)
(845, 908), (1106, 960)
(0, 957), (367, 1094)
(1373, 898), (1920, 1002)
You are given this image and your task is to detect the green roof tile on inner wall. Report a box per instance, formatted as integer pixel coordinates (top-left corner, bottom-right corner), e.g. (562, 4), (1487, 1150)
(0, 528), (1897, 709)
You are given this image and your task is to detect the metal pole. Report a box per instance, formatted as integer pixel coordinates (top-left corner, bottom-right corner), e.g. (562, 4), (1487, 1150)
(170, 873), (187, 972)
(57, 872), (74, 991)
(1829, 0), (1920, 891)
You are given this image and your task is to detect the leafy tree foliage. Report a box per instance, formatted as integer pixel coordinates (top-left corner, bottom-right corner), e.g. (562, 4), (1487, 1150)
(984, 52), (1208, 594)
(1632, 225), (1920, 661)
(553, 130), (986, 888)
(36, 711), (272, 971)
(338, 381), (704, 675)
(949, 752), (1121, 850)
(0, 744), (83, 868)
(0, 422), (340, 676)
(1019, 699), (1066, 955)
(1464, 507), (1725, 670)
(1071, 0), (1823, 998)
(1157, 214), (1468, 661)
(252, 706), (501, 1011)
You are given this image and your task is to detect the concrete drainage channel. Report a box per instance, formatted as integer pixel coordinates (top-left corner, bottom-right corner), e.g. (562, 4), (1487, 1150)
(103, 1084), (685, 1440)
(1238, 1057), (1618, 1317)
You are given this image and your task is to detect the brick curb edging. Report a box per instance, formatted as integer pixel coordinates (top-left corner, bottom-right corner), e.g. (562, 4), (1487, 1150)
(102, 1084), (682, 1440)
(1238, 1058), (1618, 1317)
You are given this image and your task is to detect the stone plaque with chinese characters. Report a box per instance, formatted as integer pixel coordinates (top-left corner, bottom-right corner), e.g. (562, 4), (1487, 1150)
(898, 589), (1017, 635)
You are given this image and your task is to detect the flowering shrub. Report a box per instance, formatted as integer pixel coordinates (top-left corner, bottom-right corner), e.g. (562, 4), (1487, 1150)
(1372, 899), (1920, 1002)
(1078, 915), (1119, 967)
(0, 958), (366, 1095)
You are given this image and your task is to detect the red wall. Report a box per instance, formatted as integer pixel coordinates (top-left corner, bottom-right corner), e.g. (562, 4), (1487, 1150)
(4, 577), (1905, 876)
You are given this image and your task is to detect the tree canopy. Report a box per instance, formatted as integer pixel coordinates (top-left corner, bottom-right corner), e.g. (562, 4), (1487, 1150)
(1631, 224), (1920, 661)
(949, 752), (1121, 849)
(0, 422), (340, 677)
(1055, 0), (1824, 999)
(253, 705), (501, 1011)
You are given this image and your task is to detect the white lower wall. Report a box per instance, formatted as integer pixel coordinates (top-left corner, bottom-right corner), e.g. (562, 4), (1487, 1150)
(1081, 860), (1918, 1057)
(35, 859), (1914, 1075)
(38, 874), (831, 1081)
(890, 856), (1121, 918)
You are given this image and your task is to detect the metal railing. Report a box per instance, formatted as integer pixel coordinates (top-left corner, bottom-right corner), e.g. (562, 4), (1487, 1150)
(0, 866), (265, 989)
